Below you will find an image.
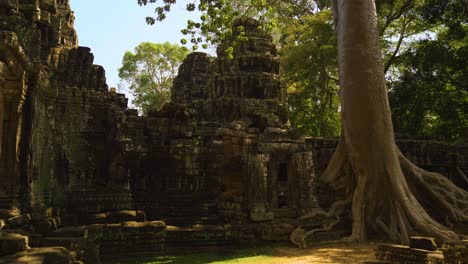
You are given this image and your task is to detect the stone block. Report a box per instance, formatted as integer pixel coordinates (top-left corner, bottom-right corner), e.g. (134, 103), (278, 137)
(0, 247), (76, 264)
(33, 218), (58, 235)
(106, 210), (137, 223)
(376, 243), (444, 264)
(7, 214), (31, 228)
(410, 236), (438, 251)
(442, 240), (468, 264)
(48, 227), (88, 239)
(42, 237), (84, 251)
(259, 222), (295, 241)
(0, 233), (29, 256)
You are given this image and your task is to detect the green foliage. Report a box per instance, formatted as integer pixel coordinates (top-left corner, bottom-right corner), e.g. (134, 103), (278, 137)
(118, 42), (188, 115)
(138, 0), (467, 140)
(389, 0), (468, 141)
(281, 10), (341, 136)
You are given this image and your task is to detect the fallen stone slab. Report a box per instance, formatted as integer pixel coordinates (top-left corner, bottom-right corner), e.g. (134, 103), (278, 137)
(7, 214), (31, 228)
(0, 233), (29, 257)
(87, 210), (146, 224)
(0, 247), (78, 264)
(0, 208), (20, 220)
(410, 236), (438, 251)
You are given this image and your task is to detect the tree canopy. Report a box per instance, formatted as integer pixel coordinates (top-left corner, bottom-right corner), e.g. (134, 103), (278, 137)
(118, 41), (189, 115)
(138, 0), (466, 140)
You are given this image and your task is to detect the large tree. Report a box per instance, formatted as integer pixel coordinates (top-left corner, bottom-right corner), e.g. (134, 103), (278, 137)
(290, 0), (467, 246)
(118, 42), (188, 114)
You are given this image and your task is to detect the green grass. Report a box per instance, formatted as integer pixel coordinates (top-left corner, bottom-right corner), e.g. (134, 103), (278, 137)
(107, 245), (280, 264)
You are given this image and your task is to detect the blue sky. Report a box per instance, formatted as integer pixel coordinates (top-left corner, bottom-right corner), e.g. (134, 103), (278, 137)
(70, 1), (200, 93)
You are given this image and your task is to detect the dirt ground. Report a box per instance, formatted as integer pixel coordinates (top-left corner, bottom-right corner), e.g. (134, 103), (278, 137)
(241, 242), (379, 264)
(119, 242), (380, 264)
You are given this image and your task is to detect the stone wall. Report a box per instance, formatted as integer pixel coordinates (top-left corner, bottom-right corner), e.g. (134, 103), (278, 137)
(0, 31), (28, 212)
(306, 138), (468, 190)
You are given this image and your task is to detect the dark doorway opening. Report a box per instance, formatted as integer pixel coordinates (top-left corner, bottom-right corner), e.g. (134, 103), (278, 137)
(278, 163), (288, 182)
(277, 163), (288, 208)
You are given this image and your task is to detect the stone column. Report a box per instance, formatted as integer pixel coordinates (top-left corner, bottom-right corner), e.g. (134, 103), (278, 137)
(0, 88), (4, 160)
(288, 152), (316, 213)
(248, 153), (273, 221)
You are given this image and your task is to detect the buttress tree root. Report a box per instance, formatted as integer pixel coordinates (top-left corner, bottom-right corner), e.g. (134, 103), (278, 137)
(290, 0), (468, 248)
(290, 140), (468, 249)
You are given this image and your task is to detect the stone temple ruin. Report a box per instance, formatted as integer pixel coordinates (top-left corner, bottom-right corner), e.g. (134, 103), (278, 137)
(0, 0), (467, 263)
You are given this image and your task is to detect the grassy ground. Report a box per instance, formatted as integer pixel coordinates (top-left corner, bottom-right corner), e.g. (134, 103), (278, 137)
(108, 242), (378, 264)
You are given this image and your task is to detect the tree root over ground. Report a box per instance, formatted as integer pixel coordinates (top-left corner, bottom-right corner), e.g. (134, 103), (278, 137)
(291, 144), (468, 248)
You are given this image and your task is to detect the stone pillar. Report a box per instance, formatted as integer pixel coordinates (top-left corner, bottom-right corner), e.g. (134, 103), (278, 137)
(0, 89), (3, 160)
(0, 32), (29, 202)
(248, 153), (273, 221)
(288, 152), (316, 213)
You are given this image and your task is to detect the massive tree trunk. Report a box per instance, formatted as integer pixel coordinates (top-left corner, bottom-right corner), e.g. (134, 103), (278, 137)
(291, 0), (467, 247)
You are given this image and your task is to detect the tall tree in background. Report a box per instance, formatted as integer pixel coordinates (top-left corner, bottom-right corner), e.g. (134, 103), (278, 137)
(388, 0), (468, 141)
(118, 42), (188, 114)
(280, 9), (341, 136)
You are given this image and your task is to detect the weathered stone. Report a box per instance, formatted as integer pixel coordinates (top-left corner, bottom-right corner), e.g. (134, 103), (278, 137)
(0, 247), (77, 264)
(259, 222), (295, 241)
(376, 243), (444, 264)
(6, 214), (31, 228)
(0, 233), (29, 256)
(47, 227), (88, 239)
(98, 221), (166, 260)
(42, 237), (84, 251)
(33, 218), (58, 235)
(166, 224), (228, 247)
(442, 240), (468, 264)
(410, 236), (438, 251)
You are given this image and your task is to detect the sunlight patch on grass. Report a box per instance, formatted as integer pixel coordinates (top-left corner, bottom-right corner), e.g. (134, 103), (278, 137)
(210, 255), (274, 264)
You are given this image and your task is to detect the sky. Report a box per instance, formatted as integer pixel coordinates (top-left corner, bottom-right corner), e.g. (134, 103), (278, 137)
(70, 1), (200, 96)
